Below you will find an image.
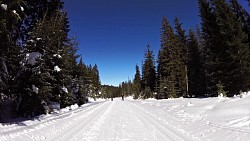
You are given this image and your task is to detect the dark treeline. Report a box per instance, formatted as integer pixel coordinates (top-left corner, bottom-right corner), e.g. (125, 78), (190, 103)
(0, 0), (101, 121)
(121, 0), (250, 99)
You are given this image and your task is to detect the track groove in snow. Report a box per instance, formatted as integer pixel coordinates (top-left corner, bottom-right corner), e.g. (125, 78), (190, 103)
(126, 101), (189, 141)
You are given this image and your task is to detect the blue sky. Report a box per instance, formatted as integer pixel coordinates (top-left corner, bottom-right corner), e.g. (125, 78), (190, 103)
(63, 0), (249, 86)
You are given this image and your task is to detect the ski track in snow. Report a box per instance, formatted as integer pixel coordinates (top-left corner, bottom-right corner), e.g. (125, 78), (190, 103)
(0, 96), (250, 141)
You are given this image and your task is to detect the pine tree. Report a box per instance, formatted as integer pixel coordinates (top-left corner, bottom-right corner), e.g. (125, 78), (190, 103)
(16, 7), (76, 115)
(21, 0), (64, 43)
(213, 0), (250, 95)
(0, 0), (26, 94)
(74, 58), (88, 105)
(187, 30), (206, 97)
(141, 44), (156, 96)
(90, 64), (101, 99)
(157, 17), (178, 98)
(133, 64), (141, 99)
(199, 0), (250, 96)
(0, 0), (28, 119)
(174, 18), (188, 97)
(198, 0), (220, 96)
(230, 0), (250, 45)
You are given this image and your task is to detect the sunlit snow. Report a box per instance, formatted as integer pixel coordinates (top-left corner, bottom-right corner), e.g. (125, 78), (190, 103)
(53, 54), (62, 58)
(62, 86), (68, 93)
(20, 6), (24, 11)
(1, 93), (250, 141)
(12, 10), (20, 19)
(54, 66), (61, 72)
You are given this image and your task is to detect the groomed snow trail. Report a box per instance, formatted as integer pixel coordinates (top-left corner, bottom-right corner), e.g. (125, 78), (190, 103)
(0, 99), (192, 141)
(2, 96), (249, 141)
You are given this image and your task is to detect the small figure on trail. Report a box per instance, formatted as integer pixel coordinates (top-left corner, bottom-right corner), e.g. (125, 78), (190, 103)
(111, 94), (113, 101)
(121, 93), (124, 101)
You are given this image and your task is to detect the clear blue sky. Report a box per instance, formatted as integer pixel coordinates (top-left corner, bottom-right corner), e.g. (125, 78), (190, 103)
(63, 0), (249, 86)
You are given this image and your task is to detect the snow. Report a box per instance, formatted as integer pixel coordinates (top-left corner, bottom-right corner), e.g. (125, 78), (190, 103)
(26, 52), (42, 66)
(1, 4), (7, 10)
(1, 93), (250, 141)
(218, 93), (224, 98)
(62, 86), (68, 93)
(12, 10), (20, 19)
(27, 39), (34, 43)
(32, 85), (38, 94)
(60, 104), (79, 113)
(53, 54), (62, 58)
(36, 38), (42, 41)
(20, 6), (24, 11)
(54, 66), (61, 72)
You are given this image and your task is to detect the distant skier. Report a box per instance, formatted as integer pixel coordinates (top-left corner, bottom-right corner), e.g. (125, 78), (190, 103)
(121, 93), (124, 101)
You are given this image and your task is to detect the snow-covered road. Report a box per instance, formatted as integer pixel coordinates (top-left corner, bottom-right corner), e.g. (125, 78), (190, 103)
(1, 95), (250, 141)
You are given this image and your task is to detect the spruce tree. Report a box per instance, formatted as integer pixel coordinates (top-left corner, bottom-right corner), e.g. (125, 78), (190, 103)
(16, 8), (75, 115)
(174, 18), (188, 97)
(0, 0), (26, 95)
(141, 44), (156, 95)
(157, 17), (178, 98)
(0, 0), (27, 118)
(187, 30), (206, 97)
(211, 0), (250, 96)
(230, 0), (250, 45)
(198, 0), (220, 96)
(90, 64), (101, 99)
(74, 58), (88, 105)
(199, 0), (250, 96)
(133, 64), (141, 99)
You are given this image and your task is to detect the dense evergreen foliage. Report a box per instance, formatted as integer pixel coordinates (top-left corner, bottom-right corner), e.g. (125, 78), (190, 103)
(133, 65), (141, 99)
(187, 30), (206, 97)
(141, 45), (156, 99)
(0, 0), (101, 120)
(129, 0), (249, 99)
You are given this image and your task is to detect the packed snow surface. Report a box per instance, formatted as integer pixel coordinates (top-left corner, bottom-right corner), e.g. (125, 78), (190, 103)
(0, 94), (249, 141)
